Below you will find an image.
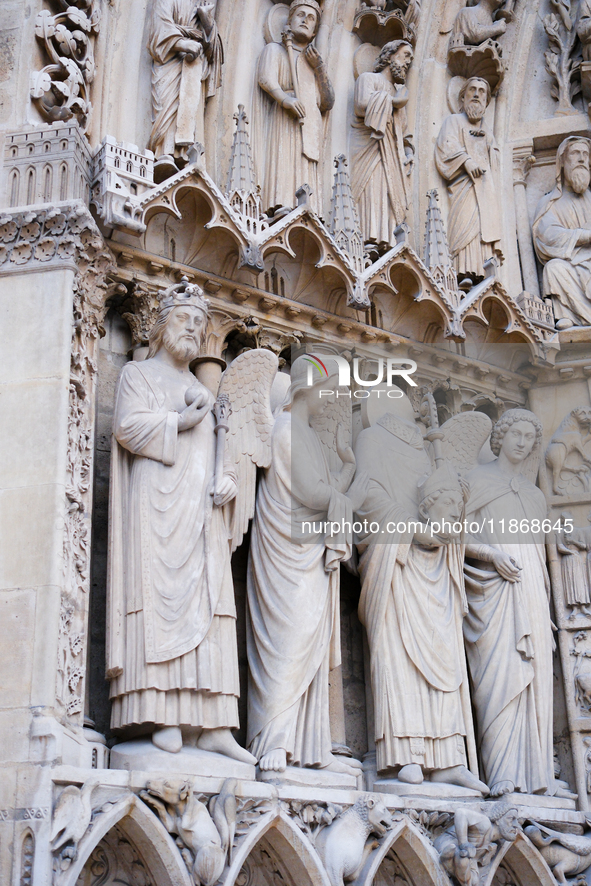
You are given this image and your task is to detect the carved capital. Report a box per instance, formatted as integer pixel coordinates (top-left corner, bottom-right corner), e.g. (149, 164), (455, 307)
(512, 142), (535, 187)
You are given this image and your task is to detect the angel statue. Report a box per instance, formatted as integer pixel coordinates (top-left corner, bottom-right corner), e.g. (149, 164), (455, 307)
(463, 408), (557, 798)
(106, 278), (277, 762)
(246, 355), (367, 778)
(355, 392), (498, 792)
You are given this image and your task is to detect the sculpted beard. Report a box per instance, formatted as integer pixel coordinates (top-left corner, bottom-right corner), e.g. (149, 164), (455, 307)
(569, 165), (591, 194)
(465, 97), (486, 123)
(389, 60), (408, 84)
(163, 323), (201, 362)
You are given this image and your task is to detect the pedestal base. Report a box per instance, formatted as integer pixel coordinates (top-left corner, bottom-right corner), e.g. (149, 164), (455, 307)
(257, 764), (359, 791)
(110, 739), (256, 780)
(373, 777), (483, 799)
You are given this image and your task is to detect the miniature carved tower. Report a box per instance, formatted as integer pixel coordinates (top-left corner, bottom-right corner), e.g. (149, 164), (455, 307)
(423, 188), (460, 306)
(328, 154), (365, 274)
(226, 104), (265, 236)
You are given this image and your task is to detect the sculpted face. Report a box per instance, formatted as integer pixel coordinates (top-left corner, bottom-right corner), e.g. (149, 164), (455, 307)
(305, 385), (333, 418)
(162, 305), (206, 363)
(389, 43), (413, 84)
(564, 141), (591, 195)
(289, 6), (318, 43)
(426, 489), (464, 526)
(463, 78), (488, 123)
(498, 810), (520, 842)
(499, 419), (537, 465)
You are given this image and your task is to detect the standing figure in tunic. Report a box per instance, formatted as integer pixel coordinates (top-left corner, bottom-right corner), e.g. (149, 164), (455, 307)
(148, 0), (223, 174)
(557, 510), (591, 618)
(255, 0), (334, 216)
(351, 40), (415, 249)
(246, 357), (365, 777)
(107, 279), (254, 763)
(354, 400), (492, 790)
(464, 409), (555, 797)
(435, 77), (502, 279)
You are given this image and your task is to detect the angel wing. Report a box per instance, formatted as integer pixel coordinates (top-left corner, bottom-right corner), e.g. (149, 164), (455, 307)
(438, 411), (493, 474)
(218, 349), (278, 552)
(310, 389), (352, 473)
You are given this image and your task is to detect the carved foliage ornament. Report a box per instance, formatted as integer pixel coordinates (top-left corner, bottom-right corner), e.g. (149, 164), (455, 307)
(544, 0), (584, 116)
(31, 0), (100, 130)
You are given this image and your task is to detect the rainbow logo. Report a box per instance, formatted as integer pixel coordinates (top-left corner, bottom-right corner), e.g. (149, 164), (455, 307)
(302, 353), (329, 377)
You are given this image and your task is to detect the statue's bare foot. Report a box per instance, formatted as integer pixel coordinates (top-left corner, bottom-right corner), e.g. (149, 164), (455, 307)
(197, 727), (256, 765)
(490, 780), (514, 797)
(258, 748), (287, 772)
(431, 765), (489, 794)
(152, 726), (182, 754)
(323, 754), (362, 778)
(332, 754), (363, 770)
(398, 763), (423, 784)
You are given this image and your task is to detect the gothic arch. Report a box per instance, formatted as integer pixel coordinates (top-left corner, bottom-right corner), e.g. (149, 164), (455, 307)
(224, 809), (332, 886)
(482, 832), (556, 886)
(353, 818), (450, 886)
(59, 794), (192, 886)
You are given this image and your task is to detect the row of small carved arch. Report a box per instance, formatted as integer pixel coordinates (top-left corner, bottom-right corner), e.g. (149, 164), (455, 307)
(7, 165), (89, 209)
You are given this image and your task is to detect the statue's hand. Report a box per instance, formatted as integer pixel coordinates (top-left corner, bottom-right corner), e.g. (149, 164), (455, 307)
(464, 158), (486, 182)
(346, 470), (369, 512)
(176, 37), (203, 61)
(282, 95), (306, 118)
(305, 44), (324, 70)
(196, 3), (215, 31)
(336, 423), (355, 465)
(492, 550), (521, 582)
(458, 842), (476, 859)
(213, 474), (237, 506)
(178, 392), (209, 431)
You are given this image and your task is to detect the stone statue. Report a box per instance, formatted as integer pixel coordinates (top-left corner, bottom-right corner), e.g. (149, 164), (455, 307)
(351, 40), (414, 248)
(525, 822), (591, 884)
(106, 279), (255, 763)
(557, 511), (591, 618)
(435, 77), (502, 279)
(246, 356), (365, 778)
(316, 795), (394, 886)
(139, 777), (236, 885)
(533, 137), (591, 329)
(354, 399), (487, 791)
(545, 406), (591, 495)
(578, 0), (591, 61)
(254, 0), (334, 216)
(147, 0), (223, 177)
(463, 409), (556, 797)
(435, 801), (520, 886)
(451, 0), (507, 46)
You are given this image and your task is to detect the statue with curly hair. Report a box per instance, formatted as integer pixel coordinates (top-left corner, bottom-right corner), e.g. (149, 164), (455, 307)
(351, 39), (414, 247)
(462, 408), (556, 798)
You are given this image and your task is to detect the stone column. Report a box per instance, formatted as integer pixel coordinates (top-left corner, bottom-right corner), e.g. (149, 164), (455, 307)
(0, 203), (112, 884)
(512, 141), (541, 298)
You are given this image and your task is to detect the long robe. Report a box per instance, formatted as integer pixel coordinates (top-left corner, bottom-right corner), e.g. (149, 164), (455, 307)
(106, 359), (239, 732)
(246, 411), (351, 767)
(435, 111), (502, 276)
(147, 0), (222, 157)
(351, 72), (411, 245)
(463, 461), (554, 795)
(355, 415), (478, 774)
(254, 42), (323, 214)
(533, 186), (591, 326)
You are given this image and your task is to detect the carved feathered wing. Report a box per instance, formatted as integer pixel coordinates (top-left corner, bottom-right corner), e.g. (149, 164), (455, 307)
(438, 411), (493, 474)
(310, 389), (352, 473)
(219, 349), (278, 552)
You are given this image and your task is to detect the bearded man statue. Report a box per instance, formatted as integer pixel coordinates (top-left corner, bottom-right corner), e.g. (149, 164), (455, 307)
(435, 76), (502, 279)
(106, 278), (255, 764)
(350, 39), (415, 248)
(533, 136), (591, 328)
